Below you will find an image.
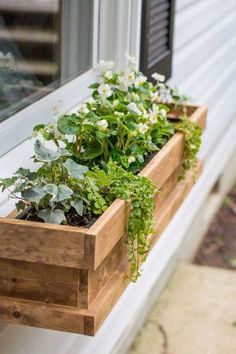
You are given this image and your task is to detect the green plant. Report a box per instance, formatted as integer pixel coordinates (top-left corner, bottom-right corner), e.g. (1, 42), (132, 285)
(0, 139), (89, 224)
(174, 117), (202, 178)
(84, 162), (156, 281)
(0, 57), (203, 282)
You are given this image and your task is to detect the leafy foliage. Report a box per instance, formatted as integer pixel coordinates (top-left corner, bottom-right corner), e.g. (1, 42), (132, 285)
(84, 162), (156, 281)
(0, 57), (203, 281)
(174, 117), (202, 178)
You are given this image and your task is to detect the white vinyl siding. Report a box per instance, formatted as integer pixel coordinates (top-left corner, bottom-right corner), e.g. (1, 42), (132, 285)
(172, 0), (236, 159)
(0, 1), (236, 353)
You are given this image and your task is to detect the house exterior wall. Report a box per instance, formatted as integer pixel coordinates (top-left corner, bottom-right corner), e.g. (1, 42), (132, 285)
(0, 1), (236, 353)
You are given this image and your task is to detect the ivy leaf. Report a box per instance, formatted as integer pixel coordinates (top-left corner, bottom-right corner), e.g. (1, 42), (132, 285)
(34, 139), (60, 162)
(38, 209), (66, 224)
(0, 177), (18, 191)
(71, 199), (83, 216)
(54, 185), (73, 202)
(43, 183), (58, 198)
(57, 115), (80, 135)
(63, 159), (88, 179)
(22, 186), (46, 203)
(59, 147), (71, 157)
(43, 184), (73, 202)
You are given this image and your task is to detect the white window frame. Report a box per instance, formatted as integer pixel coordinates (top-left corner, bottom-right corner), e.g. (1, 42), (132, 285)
(0, 0), (100, 157)
(0, 0), (142, 215)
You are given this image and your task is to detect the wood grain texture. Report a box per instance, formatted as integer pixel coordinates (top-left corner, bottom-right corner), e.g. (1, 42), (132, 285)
(189, 104), (208, 129)
(0, 259), (79, 306)
(88, 199), (129, 269)
(0, 296), (86, 333)
(0, 219), (87, 269)
(0, 104), (206, 272)
(140, 134), (184, 189)
(0, 163), (202, 335)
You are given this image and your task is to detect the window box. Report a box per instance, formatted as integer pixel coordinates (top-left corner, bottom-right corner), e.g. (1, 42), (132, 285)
(0, 104), (207, 335)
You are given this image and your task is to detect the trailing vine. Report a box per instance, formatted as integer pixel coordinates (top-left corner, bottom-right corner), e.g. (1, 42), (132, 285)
(0, 56), (204, 282)
(174, 118), (202, 178)
(85, 163), (156, 282)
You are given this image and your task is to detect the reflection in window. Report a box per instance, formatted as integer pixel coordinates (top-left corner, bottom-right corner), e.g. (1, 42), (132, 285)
(0, 0), (93, 122)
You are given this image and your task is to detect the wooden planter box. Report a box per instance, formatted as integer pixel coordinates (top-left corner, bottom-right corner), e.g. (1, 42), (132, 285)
(0, 104), (207, 335)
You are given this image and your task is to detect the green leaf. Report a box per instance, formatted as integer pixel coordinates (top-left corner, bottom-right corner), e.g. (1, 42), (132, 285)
(22, 186), (46, 203)
(83, 145), (103, 160)
(0, 177), (18, 190)
(54, 185), (73, 202)
(96, 170), (112, 187)
(89, 82), (99, 89)
(33, 124), (45, 132)
(43, 183), (58, 198)
(63, 158), (88, 179)
(71, 199), (83, 216)
(43, 184), (73, 202)
(57, 115), (80, 135)
(38, 209), (66, 224)
(34, 139), (60, 162)
(59, 147), (71, 157)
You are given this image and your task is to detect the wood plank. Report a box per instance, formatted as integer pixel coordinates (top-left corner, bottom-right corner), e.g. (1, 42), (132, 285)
(0, 163), (203, 335)
(0, 259), (79, 307)
(0, 296), (86, 333)
(88, 199), (129, 269)
(87, 239), (124, 308)
(154, 163), (182, 212)
(152, 161), (203, 246)
(0, 219), (87, 269)
(189, 104), (208, 129)
(140, 133), (184, 189)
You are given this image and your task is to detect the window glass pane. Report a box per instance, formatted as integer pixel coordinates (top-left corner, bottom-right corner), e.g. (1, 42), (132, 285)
(0, 0), (93, 123)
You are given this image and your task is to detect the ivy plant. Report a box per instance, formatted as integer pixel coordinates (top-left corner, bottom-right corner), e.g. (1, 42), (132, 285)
(0, 139), (89, 224)
(0, 56), (203, 282)
(84, 162), (156, 281)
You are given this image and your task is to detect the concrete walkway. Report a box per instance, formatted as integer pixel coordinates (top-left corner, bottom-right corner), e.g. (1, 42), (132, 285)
(128, 264), (236, 354)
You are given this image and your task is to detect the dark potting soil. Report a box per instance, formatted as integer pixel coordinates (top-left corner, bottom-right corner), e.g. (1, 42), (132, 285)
(20, 207), (98, 228)
(194, 185), (236, 270)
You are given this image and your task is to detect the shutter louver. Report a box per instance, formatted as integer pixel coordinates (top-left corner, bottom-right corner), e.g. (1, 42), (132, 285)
(140, 0), (175, 80)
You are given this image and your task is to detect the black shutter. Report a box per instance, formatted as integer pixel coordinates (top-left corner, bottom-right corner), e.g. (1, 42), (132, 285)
(140, 0), (175, 80)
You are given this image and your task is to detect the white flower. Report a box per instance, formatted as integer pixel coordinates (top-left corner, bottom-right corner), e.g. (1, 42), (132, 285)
(114, 111), (124, 117)
(160, 109), (167, 117)
(149, 111), (158, 124)
(125, 53), (136, 66)
(86, 97), (95, 105)
(131, 92), (140, 101)
(113, 99), (119, 107)
(150, 91), (159, 103)
(137, 123), (149, 134)
(127, 102), (142, 116)
(98, 60), (114, 71)
(120, 71), (135, 87)
(83, 118), (91, 125)
(97, 119), (109, 129)
(98, 83), (112, 98)
(134, 75), (147, 88)
(152, 103), (159, 113)
(118, 80), (128, 92)
(128, 156), (136, 164)
(78, 103), (89, 115)
(104, 71), (113, 80)
(151, 72), (165, 82)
